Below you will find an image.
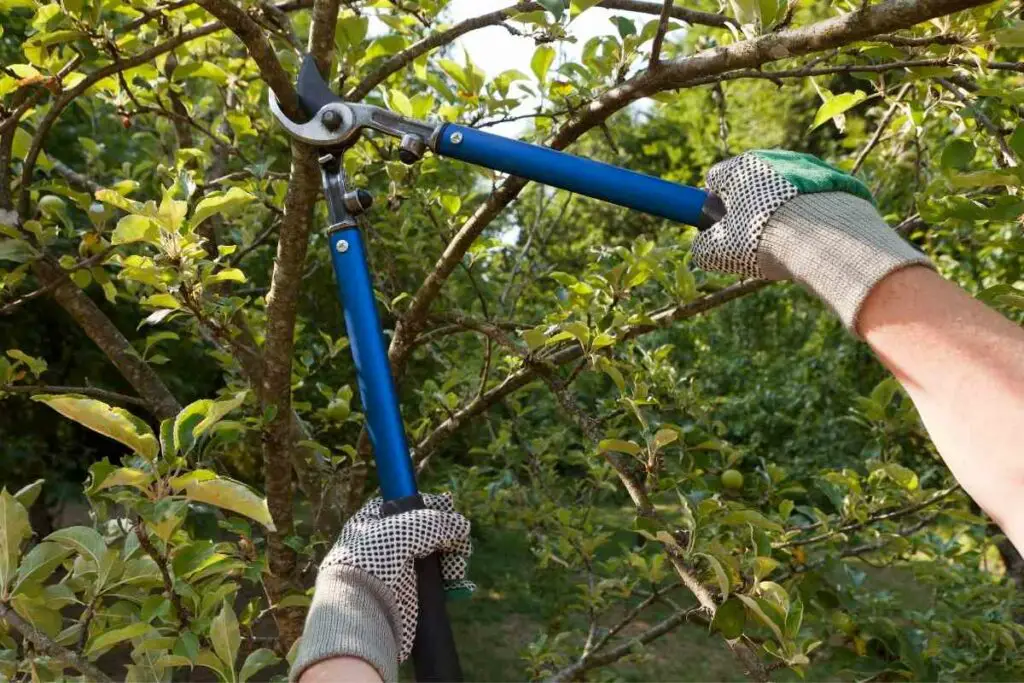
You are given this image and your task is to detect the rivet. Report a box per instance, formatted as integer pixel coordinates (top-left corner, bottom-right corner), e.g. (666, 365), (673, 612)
(336, 239), (349, 253)
(450, 131), (463, 145)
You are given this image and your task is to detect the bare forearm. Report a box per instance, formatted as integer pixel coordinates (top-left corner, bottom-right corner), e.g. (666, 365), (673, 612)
(299, 657), (383, 683)
(859, 266), (1024, 549)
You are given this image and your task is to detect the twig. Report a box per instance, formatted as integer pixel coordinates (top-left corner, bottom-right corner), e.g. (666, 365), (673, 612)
(0, 601), (112, 682)
(229, 219), (281, 266)
(1, 384), (146, 406)
(135, 523), (192, 627)
(852, 81), (912, 175)
(935, 77), (1019, 168)
(776, 485), (960, 548)
(648, 0), (675, 69)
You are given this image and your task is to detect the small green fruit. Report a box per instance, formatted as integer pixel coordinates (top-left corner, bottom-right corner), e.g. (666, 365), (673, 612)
(38, 194), (67, 216)
(721, 469), (744, 490)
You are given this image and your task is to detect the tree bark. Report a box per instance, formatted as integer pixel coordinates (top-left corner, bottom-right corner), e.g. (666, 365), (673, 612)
(32, 258), (181, 420)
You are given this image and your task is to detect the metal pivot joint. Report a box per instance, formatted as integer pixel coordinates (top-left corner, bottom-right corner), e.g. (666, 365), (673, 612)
(318, 153), (373, 232)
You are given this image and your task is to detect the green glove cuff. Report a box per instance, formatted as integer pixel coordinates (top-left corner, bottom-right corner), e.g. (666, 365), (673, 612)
(749, 150), (873, 203)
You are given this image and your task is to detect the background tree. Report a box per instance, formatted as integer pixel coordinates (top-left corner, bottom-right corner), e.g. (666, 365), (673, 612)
(1, 0), (1022, 680)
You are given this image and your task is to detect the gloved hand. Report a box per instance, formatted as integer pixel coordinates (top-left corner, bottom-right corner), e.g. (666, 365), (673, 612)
(290, 493), (473, 682)
(691, 150), (932, 332)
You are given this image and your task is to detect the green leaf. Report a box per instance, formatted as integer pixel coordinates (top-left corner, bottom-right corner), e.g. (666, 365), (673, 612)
(0, 490), (31, 595)
(653, 428), (678, 450)
(194, 392), (247, 437)
(697, 552), (730, 597)
(191, 187), (254, 230)
(6, 350), (45, 377)
(711, 597), (746, 639)
(950, 170), (1021, 188)
(439, 194), (461, 216)
(12, 543), (71, 595)
(180, 477), (276, 531)
(991, 24), (1024, 47)
(210, 601), (241, 673)
(1010, 124), (1024, 160)
(93, 467), (153, 493)
(0, 239), (35, 263)
(196, 650), (231, 681)
(32, 394), (158, 460)
(112, 215), (158, 245)
(239, 648), (279, 683)
(43, 526), (106, 567)
(720, 509), (783, 532)
(753, 556), (780, 582)
(86, 622), (151, 657)
(941, 139), (976, 170)
(536, 0), (565, 20)
(598, 439), (641, 456)
(13, 479), (44, 508)
(811, 91), (868, 131)
(531, 45), (556, 84)
(736, 594), (784, 641)
(388, 89), (413, 117)
(172, 60), (229, 84)
(174, 399), (210, 454)
(141, 293), (180, 309)
(569, 0), (600, 19)
(522, 327), (547, 351)
(786, 596), (804, 639)
(562, 321), (589, 346)
(205, 268), (247, 285)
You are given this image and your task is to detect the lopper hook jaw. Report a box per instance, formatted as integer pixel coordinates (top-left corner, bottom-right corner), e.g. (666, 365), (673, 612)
(270, 55), (439, 157)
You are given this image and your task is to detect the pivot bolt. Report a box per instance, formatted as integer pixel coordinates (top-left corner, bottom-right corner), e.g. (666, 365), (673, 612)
(398, 134), (426, 164)
(343, 190), (373, 215)
(335, 239), (349, 253)
(449, 131), (463, 145)
(321, 109), (343, 131)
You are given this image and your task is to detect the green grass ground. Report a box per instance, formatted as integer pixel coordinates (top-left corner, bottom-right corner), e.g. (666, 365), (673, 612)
(440, 528), (746, 682)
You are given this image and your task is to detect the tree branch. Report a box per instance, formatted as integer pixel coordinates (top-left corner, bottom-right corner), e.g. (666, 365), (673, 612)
(776, 485), (961, 548)
(648, 0), (675, 69)
(852, 81), (912, 174)
(194, 0), (302, 121)
(135, 523), (191, 628)
(0, 601), (112, 682)
(387, 0), (993, 388)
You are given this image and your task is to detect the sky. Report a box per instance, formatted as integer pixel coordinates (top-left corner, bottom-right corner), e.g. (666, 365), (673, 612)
(441, 1), (653, 135)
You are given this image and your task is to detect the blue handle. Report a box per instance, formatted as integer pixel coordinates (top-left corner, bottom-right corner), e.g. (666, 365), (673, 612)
(328, 227), (416, 501)
(435, 124), (717, 228)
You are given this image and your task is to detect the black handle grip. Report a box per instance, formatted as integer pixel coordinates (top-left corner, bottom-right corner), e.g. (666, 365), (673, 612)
(381, 495), (463, 682)
(696, 192), (726, 231)
(412, 553), (462, 681)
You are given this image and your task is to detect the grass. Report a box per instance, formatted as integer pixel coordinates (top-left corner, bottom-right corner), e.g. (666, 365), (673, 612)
(437, 527), (747, 682)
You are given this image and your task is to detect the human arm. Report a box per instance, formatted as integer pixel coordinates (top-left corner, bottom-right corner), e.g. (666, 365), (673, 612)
(291, 494), (473, 683)
(858, 266), (1024, 548)
(692, 150), (1024, 551)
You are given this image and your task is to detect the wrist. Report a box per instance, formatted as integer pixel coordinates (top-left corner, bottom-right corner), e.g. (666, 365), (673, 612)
(290, 566), (400, 683)
(759, 193), (933, 332)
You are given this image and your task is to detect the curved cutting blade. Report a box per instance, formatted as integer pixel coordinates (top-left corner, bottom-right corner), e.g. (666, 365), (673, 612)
(297, 55), (342, 119)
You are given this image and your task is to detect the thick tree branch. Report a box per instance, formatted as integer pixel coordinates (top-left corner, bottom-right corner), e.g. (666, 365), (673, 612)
(388, 0), (993, 388)
(258, 0), (343, 650)
(0, 601), (112, 682)
(194, 0), (302, 121)
(31, 257), (181, 419)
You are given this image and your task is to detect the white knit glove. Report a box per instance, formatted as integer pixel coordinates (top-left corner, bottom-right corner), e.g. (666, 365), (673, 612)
(291, 493), (473, 682)
(692, 150), (933, 331)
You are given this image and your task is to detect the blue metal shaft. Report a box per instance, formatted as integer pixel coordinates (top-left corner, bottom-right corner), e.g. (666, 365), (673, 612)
(328, 227), (417, 501)
(435, 124), (710, 227)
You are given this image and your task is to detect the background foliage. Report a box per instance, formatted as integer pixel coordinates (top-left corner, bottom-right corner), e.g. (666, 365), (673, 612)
(1, 0), (1023, 680)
